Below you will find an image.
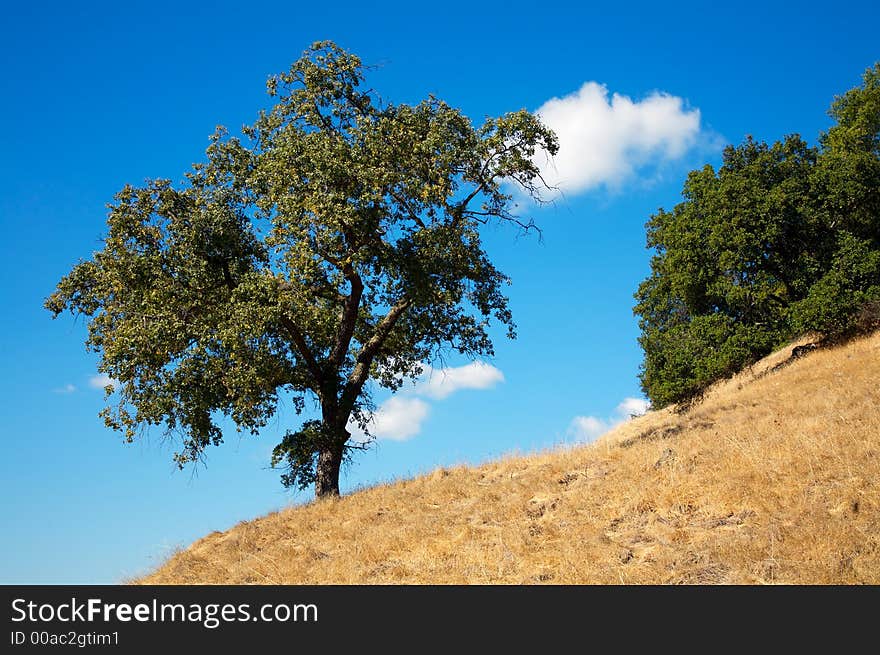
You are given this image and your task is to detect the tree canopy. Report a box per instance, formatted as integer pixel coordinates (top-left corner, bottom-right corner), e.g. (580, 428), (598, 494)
(47, 41), (558, 497)
(635, 63), (880, 408)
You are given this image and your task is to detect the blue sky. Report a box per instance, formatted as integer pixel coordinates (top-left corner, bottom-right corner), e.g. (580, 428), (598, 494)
(1, 0), (877, 583)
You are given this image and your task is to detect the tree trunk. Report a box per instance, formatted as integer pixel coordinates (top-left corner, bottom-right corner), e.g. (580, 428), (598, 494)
(315, 444), (343, 498)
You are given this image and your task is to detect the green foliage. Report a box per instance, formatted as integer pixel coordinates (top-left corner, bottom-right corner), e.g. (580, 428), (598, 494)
(790, 232), (880, 336)
(270, 420), (342, 491)
(635, 63), (880, 408)
(47, 41), (558, 495)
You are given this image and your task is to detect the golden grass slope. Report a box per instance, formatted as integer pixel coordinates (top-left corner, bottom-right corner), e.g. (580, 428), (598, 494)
(138, 331), (880, 584)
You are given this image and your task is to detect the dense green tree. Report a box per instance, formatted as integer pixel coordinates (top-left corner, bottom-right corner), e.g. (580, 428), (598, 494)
(791, 63), (880, 336)
(635, 63), (880, 408)
(634, 136), (820, 406)
(46, 42), (557, 497)
(814, 63), (880, 239)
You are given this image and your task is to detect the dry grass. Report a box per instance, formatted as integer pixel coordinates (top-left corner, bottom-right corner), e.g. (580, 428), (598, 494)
(137, 332), (880, 584)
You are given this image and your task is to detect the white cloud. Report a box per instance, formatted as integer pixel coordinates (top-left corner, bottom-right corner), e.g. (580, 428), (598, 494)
(414, 361), (504, 399)
(53, 383), (77, 394)
(533, 82), (706, 194)
(568, 396), (651, 442)
(89, 374), (119, 391)
(349, 396), (430, 442)
(568, 415), (610, 441)
(350, 361), (504, 442)
(617, 397), (651, 418)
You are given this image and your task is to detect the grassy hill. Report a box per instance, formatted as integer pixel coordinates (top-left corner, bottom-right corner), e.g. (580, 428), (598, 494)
(138, 331), (880, 584)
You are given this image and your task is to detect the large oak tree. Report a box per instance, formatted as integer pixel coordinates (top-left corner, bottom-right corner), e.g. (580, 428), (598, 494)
(47, 42), (557, 497)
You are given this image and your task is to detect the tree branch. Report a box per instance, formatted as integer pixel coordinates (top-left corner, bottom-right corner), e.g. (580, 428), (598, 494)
(329, 265), (364, 367)
(462, 209), (541, 235)
(454, 181), (487, 220)
(279, 314), (324, 387)
(387, 188), (427, 228)
(341, 296), (412, 409)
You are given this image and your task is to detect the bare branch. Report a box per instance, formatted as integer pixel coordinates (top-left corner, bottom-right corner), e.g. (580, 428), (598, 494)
(463, 209), (542, 236)
(452, 181), (486, 222)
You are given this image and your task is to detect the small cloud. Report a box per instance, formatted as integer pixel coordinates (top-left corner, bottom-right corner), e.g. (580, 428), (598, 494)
(89, 374), (119, 391)
(53, 383), (77, 394)
(351, 361), (504, 442)
(568, 396), (651, 442)
(415, 361), (504, 400)
(568, 415), (611, 441)
(349, 396), (430, 442)
(533, 81), (713, 194)
(617, 397), (650, 418)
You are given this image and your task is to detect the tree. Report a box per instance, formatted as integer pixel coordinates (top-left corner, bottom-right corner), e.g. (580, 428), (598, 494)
(634, 135), (821, 407)
(634, 63), (880, 408)
(790, 63), (880, 336)
(46, 41), (558, 497)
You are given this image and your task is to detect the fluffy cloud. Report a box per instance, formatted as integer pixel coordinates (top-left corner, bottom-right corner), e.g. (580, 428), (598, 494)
(349, 396), (430, 442)
(617, 397), (651, 418)
(533, 82), (706, 194)
(414, 361), (505, 399)
(351, 361), (504, 442)
(53, 383), (77, 394)
(569, 415), (609, 441)
(89, 374), (119, 390)
(568, 396), (651, 442)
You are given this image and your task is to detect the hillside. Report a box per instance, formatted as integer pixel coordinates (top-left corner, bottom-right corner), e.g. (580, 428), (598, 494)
(138, 331), (880, 584)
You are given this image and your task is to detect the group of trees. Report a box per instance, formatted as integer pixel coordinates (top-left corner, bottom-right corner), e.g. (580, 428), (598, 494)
(634, 64), (880, 407)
